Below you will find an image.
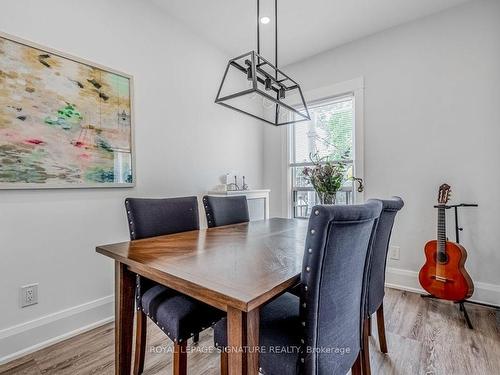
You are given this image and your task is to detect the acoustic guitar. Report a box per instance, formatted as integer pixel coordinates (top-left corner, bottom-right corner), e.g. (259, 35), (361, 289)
(418, 184), (474, 301)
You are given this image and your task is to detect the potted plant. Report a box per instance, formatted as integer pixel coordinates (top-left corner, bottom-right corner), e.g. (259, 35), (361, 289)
(303, 153), (346, 205)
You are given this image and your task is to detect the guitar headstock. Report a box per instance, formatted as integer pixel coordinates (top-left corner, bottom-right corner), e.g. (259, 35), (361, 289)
(438, 183), (451, 204)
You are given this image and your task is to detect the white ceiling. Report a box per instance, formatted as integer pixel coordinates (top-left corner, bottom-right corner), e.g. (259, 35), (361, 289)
(152, 0), (471, 66)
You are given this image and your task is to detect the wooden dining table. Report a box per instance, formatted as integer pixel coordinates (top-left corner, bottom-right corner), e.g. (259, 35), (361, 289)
(96, 218), (308, 375)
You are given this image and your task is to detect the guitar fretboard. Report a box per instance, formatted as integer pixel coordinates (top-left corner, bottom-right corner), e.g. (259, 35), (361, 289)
(437, 206), (446, 256)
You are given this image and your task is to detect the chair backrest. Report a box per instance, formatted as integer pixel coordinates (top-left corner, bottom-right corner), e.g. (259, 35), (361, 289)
(202, 195), (249, 228)
(366, 197), (404, 315)
(124, 197), (199, 240)
(300, 201), (382, 375)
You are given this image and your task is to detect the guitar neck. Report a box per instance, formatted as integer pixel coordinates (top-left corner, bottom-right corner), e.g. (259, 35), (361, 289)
(437, 206), (447, 254)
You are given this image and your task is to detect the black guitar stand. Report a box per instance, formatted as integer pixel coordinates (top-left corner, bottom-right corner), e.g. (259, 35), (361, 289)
(420, 203), (492, 330)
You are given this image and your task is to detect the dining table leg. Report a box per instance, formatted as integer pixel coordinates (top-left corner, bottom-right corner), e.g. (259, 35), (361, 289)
(115, 261), (135, 375)
(227, 307), (260, 375)
(245, 308), (260, 375)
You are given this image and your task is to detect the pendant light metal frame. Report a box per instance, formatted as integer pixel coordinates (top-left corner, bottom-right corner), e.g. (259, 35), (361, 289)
(215, 0), (310, 126)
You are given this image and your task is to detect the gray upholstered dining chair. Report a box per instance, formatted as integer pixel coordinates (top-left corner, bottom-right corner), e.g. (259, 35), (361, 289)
(202, 195), (249, 228)
(213, 201), (382, 375)
(125, 197), (224, 375)
(361, 197), (404, 375)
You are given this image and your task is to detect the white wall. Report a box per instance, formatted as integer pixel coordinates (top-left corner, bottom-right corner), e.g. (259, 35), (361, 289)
(264, 0), (500, 303)
(0, 0), (264, 362)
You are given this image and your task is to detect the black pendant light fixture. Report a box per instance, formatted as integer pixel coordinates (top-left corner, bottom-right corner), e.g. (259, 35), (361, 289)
(215, 0), (310, 126)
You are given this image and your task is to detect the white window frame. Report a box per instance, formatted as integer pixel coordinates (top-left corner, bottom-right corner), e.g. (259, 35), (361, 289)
(281, 77), (365, 218)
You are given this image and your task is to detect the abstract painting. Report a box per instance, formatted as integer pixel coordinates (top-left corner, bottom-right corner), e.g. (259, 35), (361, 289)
(0, 33), (134, 189)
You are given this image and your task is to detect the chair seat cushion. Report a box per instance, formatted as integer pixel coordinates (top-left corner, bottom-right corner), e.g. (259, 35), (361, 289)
(214, 293), (302, 375)
(142, 285), (224, 342)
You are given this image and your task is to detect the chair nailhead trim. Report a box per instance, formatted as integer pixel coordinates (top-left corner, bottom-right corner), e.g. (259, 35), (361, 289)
(310, 229), (315, 234)
(308, 248), (312, 253)
(304, 285), (308, 291)
(315, 210), (319, 215)
(306, 266), (310, 272)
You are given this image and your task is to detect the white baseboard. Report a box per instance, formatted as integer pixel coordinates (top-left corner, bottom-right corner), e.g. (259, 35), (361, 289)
(385, 267), (500, 307)
(0, 295), (114, 365)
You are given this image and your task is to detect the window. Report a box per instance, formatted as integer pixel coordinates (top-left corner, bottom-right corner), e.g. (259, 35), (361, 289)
(289, 95), (356, 218)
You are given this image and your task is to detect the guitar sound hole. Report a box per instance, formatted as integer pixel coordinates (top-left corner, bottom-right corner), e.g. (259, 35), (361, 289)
(436, 252), (449, 264)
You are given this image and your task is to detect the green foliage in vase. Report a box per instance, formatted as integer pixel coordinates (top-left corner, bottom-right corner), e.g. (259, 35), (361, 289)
(303, 152), (347, 203)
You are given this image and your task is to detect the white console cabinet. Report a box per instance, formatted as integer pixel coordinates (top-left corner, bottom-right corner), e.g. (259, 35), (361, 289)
(206, 189), (270, 221)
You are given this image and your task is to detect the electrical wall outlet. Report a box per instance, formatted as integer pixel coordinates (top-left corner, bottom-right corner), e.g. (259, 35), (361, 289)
(389, 246), (400, 260)
(20, 283), (38, 308)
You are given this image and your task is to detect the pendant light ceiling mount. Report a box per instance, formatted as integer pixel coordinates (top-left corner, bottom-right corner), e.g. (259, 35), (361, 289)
(215, 0), (310, 126)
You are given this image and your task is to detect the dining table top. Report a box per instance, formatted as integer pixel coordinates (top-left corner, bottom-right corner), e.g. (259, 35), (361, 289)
(96, 218), (309, 312)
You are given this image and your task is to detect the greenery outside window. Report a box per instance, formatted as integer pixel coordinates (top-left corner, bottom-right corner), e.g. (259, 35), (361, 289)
(290, 95), (355, 218)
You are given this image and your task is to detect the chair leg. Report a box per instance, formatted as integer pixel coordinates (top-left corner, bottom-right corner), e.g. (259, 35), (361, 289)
(376, 303), (388, 353)
(173, 341), (187, 375)
(361, 319), (371, 375)
(134, 310), (147, 375)
(193, 333), (200, 344)
(351, 352), (362, 375)
(220, 351), (228, 375)
(368, 315), (372, 336)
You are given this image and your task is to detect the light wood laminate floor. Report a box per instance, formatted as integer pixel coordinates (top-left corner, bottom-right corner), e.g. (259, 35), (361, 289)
(1, 289), (499, 375)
